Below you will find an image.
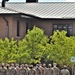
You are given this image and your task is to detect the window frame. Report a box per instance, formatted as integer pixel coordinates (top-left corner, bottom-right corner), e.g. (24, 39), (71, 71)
(17, 21), (20, 37)
(52, 23), (73, 36)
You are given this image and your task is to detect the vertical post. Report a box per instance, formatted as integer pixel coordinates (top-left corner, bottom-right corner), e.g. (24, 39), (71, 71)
(71, 56), (75, 75)
(72, 64), (74, 75)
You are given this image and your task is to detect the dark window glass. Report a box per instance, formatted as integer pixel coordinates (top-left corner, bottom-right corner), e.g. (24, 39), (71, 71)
(58, 25), (62, 31)
(26, 22), (28, 33)
(63, 25), (67, 31)
(54, 25), (57, 28)
(17, 21), (20, 37)
(68, 25), (73, 36)
(53, 24), (73, 36)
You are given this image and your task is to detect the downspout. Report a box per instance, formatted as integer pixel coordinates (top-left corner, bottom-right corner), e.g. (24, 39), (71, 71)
(3, 17), (9, 38)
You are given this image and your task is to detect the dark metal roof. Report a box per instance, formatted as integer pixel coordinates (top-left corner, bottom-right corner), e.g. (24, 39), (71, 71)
(1, 2), (75, 19)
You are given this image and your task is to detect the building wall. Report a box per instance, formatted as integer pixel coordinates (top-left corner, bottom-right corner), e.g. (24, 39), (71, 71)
(0, 15), (75, 40)
(0, 16), (6, 39)
(73, 20), (75, 36)
(0, 16), (14, 39)
(8, 16), (13, 39)
(12, 16), (27, 40)
(33, 19), (75, 37)
(33, 20), (52, 36)
(0, 15), (28, 40)
(12, 16), (33, 40)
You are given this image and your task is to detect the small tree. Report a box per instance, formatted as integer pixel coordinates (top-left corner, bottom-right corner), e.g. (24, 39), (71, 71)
(17, 26), (49, 64)
(45, 30), (75, 66)
(0, 38), (17, 63)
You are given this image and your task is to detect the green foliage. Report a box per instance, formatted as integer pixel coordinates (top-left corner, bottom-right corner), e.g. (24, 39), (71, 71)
(45, 30), (75, 66)
(0, 26), (49, 64)
(0, 38), (17, 63)
(17, 26), (49, 64)
(15, 39), (31, 64)
(0, 27), (75, 66)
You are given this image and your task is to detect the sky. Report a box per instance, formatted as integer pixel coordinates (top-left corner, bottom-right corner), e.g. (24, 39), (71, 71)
(0, 0), (75, 2)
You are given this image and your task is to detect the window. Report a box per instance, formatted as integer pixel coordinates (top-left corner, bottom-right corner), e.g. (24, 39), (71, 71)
(53, 24), (73, 36)
(26, 22), (28, 33)
(26, 22), (33, 33)
(17, 21), (20, 37)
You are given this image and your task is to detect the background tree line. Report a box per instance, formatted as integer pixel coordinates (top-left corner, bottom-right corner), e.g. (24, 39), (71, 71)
(0, 26), (75, 66)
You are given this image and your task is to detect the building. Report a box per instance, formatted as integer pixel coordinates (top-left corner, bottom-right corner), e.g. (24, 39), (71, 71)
(0, 0), (75, 40)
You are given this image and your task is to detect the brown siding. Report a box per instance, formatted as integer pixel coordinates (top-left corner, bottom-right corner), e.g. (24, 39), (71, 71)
(8, 16), (13, 39)
(73, 21), (75, 36)
(0, 15), (27, 40)
(33, 20), (52, 36)
(0, 16), (6, 39)
(12, 16), (27, 40)
(7, 15), (33, 40)
(33, 19), (75, 37)
(0, 15), (75, 40)
(0, 16), (14, 39)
